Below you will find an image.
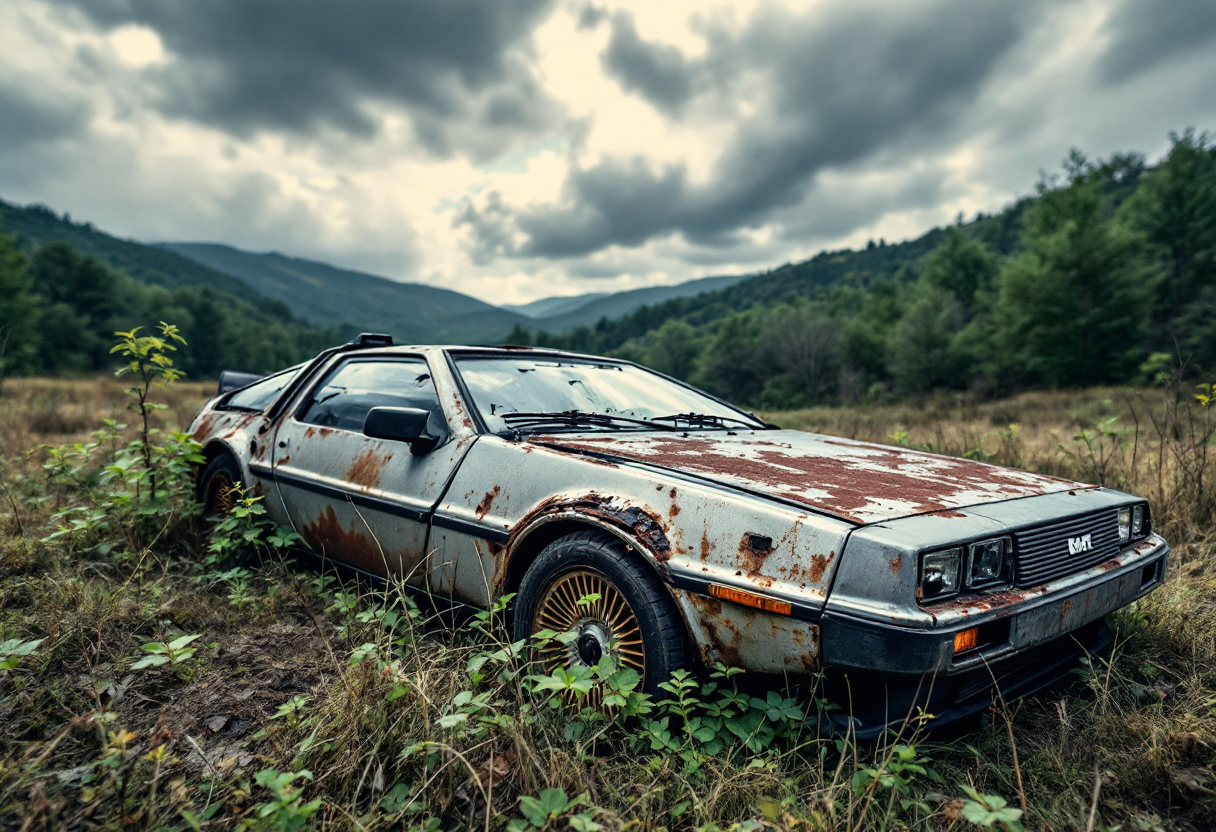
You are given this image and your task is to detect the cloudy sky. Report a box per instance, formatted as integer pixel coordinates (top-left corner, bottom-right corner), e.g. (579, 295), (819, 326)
(2, 0), (1215, 304)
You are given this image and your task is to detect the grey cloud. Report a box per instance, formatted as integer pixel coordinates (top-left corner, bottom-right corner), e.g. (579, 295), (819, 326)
(601, 13), (697, 115)
(0, 83), (91, 153)
(459, 0), (1041, 260)
(1099, 0), (1216, 84)
(577, 4), (608, 31)
(58, 0), (558, 159)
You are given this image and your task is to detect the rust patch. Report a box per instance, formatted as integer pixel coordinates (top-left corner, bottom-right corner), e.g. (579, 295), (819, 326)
(700, 526), (713, 561)
(451, 390), (473, 430)
(504, 492), (673, 579)
(804, 554), (830, 583)
(301, 505), (387, 576)
(688, 594), (741, 667)
(475, 486), (501, 520)
(926, 509), (968, 519)
(1057, 598), (1073, 629)
(191, 412), (218, 441)
(534, 433), (1089, 524)
(738, 533), (775, 573)
(889, 555), (902, 575)
(932, 585), (1047, 617)
(218, 412), (259, 441)
(345, 447), (393, 490)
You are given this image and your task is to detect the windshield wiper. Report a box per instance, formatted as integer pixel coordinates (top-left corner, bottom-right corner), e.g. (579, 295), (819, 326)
(499, 410), (677, 433)
(653, 412), (763, 430)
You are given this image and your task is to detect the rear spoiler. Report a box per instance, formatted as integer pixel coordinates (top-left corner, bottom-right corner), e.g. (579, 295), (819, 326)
(217, 370), (264, 395)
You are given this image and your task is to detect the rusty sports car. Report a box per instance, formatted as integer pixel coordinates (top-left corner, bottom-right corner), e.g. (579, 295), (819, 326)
(191, 334), (1169, 737)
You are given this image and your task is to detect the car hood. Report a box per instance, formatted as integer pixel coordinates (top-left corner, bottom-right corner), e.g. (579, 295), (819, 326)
(531, 430), (1090, 524)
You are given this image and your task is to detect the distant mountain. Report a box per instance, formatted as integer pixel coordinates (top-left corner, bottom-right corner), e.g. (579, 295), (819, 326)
(502, 293), (609, 319)
(160, 242), (527, 345)
(526, 273), (752, 333)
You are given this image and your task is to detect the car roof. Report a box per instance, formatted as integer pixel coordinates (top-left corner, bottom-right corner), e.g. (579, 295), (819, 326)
(342, 344), (627, 363)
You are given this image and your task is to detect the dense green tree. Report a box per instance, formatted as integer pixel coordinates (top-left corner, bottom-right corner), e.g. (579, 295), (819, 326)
(28, 244), (122, 372)
(0, 235), (40, 379)
(641, 319), (700, 380)
(1122, 129), (1216, 335)
(991, 156), (1150, 386)
(694, 314), (766, 403)
(889, 289), (966, 394)
(918, 228), (997, 315)
(760, 304), (839, 403)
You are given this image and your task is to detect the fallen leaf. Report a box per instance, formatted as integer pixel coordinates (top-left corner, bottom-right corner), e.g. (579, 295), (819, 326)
(942, 799), (966, 821)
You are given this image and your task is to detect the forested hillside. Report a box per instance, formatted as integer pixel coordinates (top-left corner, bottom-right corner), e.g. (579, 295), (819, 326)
(160, 242), (528, 345)
(0, 202), (342, 378)
(513, 131), (1216, 409)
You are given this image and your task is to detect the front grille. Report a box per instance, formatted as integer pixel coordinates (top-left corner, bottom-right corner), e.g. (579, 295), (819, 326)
(1012, 509), (1120, 587)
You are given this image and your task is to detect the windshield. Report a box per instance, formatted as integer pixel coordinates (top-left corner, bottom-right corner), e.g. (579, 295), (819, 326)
(453, 355), (763, 433)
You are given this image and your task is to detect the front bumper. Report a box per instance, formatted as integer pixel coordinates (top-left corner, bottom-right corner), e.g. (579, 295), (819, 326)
(819, 535), (1168, 738)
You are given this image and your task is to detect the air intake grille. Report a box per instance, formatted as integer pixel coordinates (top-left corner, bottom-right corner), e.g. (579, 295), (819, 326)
(1012, 509), (1120, 588)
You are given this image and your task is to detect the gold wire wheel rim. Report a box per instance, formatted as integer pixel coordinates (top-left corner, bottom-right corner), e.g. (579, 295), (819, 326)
(203, 470), (237, 523)
(532, 568), (646, 709)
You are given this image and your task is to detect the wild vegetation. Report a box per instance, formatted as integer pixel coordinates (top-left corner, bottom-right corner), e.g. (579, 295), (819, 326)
(2, 327), (1214, 830)
(512, 130), (1216, 411)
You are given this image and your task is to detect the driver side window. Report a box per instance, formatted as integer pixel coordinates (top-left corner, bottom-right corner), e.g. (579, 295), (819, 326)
(299, 358), (443, 433)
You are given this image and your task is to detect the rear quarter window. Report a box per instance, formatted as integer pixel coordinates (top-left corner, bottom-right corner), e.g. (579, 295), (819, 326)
(223, 368), (299, 412)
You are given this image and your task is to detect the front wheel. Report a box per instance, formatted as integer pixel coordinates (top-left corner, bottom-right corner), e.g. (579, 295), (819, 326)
(513, 530), (689, 699)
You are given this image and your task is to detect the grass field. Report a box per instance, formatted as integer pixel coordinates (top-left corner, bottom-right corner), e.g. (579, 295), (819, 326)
(1, 376), (1214, 831)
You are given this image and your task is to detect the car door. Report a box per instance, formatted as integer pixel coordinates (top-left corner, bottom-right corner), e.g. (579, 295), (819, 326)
(271, 354), (463, 584)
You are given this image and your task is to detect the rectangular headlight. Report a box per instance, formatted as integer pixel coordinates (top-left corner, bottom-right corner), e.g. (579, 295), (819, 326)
(1117, 507), (1131, 542)
(920, 548), (961, 601)
(967, 538), (1010, 588)
(1131, 504), (1146, 537)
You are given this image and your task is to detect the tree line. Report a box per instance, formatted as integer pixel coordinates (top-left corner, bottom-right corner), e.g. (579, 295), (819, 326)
(508, 130), (1216, 408)
(0, 235), (338, 382)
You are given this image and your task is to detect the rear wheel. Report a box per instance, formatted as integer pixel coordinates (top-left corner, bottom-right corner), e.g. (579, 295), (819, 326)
(513, 530), (689, 701)
(199, 453), (243, 531)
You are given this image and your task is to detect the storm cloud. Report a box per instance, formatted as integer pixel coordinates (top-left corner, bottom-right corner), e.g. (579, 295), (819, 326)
(55, 0), (559, 159)
(2, 0), (1215, 302)
(458, 0), (1040, 259)
(1099, 0), (1216, 84)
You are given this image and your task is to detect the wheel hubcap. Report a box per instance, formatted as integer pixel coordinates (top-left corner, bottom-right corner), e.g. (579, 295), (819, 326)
(532, 569), (646, 706)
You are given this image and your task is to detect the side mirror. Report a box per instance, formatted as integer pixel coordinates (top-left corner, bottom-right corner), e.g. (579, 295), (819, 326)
(363, 407), (442, 455)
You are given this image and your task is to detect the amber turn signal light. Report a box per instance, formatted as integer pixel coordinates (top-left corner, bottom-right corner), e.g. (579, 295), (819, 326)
(709, 584), (792, 615)
(953, 627), (979, 654)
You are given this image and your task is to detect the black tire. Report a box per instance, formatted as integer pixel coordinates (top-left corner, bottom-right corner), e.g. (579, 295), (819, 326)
(198, 452), (244, 530)
(513, 530), (689, 698)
